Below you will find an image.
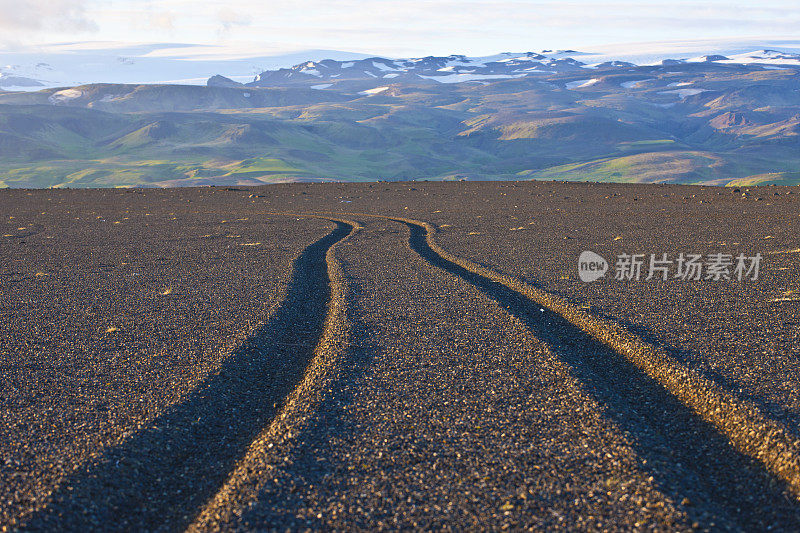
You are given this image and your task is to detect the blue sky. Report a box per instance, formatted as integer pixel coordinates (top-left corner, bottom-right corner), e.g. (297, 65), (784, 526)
(1, 0), (799, 56)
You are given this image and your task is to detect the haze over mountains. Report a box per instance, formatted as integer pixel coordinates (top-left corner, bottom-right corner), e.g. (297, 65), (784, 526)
(1, 40), (799, 187)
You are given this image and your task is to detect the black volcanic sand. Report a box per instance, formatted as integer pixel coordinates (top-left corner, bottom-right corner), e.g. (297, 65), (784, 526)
(222, 217), (695, 530)
(3, 182), (800, 530)
(0, 188), (336, 528)
(197, 212), (800, 531)
(251, 181), (800, 433)
(423, 183), (800, 431)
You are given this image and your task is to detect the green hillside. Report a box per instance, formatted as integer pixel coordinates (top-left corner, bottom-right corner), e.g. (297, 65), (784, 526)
(1, 67), (799, 187)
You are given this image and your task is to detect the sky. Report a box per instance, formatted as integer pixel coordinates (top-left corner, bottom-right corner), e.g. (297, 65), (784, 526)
(1, 0), (799, 57)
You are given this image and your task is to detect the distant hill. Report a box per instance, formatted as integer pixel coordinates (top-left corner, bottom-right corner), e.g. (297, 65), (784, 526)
(0, 48), (799, 188)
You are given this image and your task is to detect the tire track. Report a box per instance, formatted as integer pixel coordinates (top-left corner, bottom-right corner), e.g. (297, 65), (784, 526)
(395, 216), (800, 528)
(198, 216), (700, 529)
(189, 216), (360, 531)
(20, 219), (355, 532)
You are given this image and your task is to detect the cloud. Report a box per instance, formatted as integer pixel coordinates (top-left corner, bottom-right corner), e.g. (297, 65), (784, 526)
(149, 11), (176, 31)
(3, 0), (798, 56)
(217, 8), (251, 34)
(186, 1), (800, 39)
(0, 0), (97, 32)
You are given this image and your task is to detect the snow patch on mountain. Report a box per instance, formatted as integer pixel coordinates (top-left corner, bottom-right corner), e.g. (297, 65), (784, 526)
(658, 88), (708, 99)
(566, 79), (599, 89)
(48, 88), (83, 103)
(419, 73), (527, 83)
(358, 86), (389, 95)
(720, 49), (800, 66)
(620, 78), (653, 89)
(372, 60), (398, 71)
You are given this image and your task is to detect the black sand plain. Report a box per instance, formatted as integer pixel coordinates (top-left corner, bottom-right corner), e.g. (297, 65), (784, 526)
(2, 182), (800, 531)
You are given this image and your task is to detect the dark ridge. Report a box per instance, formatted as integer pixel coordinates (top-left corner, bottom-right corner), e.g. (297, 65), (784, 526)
(23, 221), (353, 532)
(404, 221), (800, 530)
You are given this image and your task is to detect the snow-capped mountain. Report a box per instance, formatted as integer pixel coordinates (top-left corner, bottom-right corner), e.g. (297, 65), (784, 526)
(688, 49), (800, 66)
(1, 39), (799, 91)
(233, 48), (800, 88)
(0, 42), (371, 90)
(245, 53), (588, 86)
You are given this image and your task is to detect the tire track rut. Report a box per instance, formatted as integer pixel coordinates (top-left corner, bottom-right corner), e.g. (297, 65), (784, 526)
(192, 217), (693, 530)
(21, 220), (355, 532)
(398, 217), (800, 529)
(190, 216), (359, 531)
(17, 209), (800, 529)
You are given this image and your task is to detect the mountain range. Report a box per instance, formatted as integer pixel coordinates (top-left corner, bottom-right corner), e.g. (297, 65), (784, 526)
(1, 44), (799, 188)
(229, 49), (800, 87)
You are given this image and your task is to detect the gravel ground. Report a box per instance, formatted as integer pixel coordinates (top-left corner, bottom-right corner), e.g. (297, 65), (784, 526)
(216, 216), (692, 531)
(416, 182), (800, 433)
(0, 188), (334, 528)
(3, 182), (800, 530)
(208, 215), (800, 531)
(240, 181), (800, 434)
